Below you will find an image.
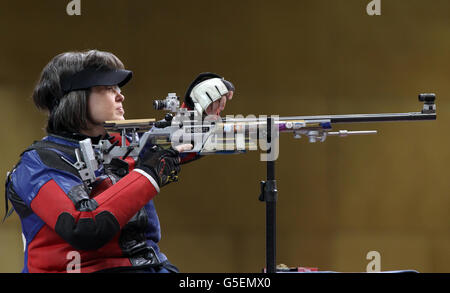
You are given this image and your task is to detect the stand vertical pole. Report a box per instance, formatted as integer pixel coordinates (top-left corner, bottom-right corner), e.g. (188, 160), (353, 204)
(260, 116), (278, 273)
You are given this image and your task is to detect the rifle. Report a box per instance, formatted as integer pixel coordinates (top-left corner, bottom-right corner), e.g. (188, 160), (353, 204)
(68, 92), (436, 185)
(68, 92), (436, 273)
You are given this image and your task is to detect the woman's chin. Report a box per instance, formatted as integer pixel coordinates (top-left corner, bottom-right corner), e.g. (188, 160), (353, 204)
(113, 115), (125, 121)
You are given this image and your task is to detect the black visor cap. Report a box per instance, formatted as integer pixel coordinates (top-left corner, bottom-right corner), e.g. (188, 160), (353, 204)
(60, 67), (133, 94)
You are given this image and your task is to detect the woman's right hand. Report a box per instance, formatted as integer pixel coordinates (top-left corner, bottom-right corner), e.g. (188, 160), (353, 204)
(136, 144), (190, 188)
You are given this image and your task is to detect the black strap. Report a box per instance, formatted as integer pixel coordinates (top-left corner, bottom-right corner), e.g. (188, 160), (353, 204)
(21, 140), (77, 159)
(3, 171), (14, 223)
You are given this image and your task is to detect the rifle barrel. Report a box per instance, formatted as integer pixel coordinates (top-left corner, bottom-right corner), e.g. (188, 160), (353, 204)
(224, 111), (436, 124)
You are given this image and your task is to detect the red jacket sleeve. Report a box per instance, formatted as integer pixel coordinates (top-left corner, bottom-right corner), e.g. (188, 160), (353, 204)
(30, 167), (159, 250)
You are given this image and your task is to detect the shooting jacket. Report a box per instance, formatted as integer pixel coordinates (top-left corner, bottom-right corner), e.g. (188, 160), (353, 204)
(5, 132), (175, 273)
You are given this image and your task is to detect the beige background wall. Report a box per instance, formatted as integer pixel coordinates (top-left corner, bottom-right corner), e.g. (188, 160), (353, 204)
(0, 0), (449, 272)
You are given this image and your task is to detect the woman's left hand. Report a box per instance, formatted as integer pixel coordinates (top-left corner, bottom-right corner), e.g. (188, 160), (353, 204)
(205, 91), (234, 116)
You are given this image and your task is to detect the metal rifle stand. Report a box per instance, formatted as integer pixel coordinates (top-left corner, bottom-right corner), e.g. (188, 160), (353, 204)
(259, 116), (278, 273)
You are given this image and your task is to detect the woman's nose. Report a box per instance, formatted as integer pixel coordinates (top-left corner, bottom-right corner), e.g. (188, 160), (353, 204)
(116, 92), (125, 102)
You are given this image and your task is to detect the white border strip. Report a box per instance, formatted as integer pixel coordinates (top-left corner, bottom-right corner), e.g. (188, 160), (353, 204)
(133, 169), (160, 193)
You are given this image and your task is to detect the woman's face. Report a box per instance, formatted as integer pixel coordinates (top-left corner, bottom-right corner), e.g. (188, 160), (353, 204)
(88, 85), (125, 124)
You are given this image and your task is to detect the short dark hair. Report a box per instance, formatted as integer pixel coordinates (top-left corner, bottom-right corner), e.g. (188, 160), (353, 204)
(32, 50), (125, 134)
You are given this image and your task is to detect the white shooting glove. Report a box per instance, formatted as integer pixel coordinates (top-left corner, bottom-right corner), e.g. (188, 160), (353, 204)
(184, 72), (235, 115)
(190, 78), (229, 115)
